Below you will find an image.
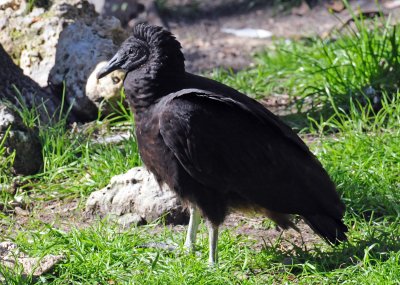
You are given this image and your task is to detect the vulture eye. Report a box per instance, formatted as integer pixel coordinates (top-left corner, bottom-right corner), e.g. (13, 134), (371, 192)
(129, 48), (134, 54)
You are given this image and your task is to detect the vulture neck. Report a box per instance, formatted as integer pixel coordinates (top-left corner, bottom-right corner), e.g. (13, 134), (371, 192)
(124, 53), (185, 113)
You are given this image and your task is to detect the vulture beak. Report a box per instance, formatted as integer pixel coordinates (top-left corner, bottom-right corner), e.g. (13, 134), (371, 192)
(97, 53), (123, 79)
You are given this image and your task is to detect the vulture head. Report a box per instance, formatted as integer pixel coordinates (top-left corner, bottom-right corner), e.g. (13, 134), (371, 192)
(97, 24), (185, 80)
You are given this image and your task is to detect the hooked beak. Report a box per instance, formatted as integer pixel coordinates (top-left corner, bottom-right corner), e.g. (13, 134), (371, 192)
(97, 53), (123, 79)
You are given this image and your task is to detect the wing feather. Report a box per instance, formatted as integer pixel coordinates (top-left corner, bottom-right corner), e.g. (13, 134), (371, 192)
(158, 89), (343, 216)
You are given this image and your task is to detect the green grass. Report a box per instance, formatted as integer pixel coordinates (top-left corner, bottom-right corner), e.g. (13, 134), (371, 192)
(211, 8), (400, 116)
(1, 92), (399, 284)
(0, 92), (141, 218)
(2, 207), (399, 284)
(0, 124), (17, 212)
(1, 7), (400, 284)
(309, 93), (400, 217)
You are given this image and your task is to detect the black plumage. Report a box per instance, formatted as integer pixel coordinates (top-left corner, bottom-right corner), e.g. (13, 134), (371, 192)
(97, 24), (347, 264)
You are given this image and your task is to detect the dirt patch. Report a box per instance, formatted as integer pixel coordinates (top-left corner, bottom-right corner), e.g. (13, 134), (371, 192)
(149, 212), (323, 253)
(7, 198), (90, 233)
(223, 213), (321, 251)
(162, 0), (400, 73)
(6, 194), (323, 253)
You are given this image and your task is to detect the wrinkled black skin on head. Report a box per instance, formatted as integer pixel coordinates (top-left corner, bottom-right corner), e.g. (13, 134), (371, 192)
(97, 38), (149, 79)
(97, 24), (184, 79)
(116, 38), (150, 71)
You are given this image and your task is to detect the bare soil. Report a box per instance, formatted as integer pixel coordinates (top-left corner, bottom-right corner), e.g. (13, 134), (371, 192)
(164, 0), (400, 73)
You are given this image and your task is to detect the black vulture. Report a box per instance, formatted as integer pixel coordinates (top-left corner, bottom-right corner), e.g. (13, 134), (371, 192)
(97, 23), (347, 264)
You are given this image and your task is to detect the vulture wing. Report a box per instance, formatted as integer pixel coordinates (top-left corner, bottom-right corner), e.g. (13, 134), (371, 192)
(158, 89), (347, 243)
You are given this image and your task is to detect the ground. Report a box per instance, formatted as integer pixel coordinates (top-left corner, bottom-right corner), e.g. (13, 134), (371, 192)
(4, 0), (400, 274)
(164, 0), (400, 73)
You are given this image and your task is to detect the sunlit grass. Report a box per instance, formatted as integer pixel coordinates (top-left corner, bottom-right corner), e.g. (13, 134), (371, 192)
(1, 91), (399, 284)
(211, 7), (400, 116)
(1, 5), (400, 283)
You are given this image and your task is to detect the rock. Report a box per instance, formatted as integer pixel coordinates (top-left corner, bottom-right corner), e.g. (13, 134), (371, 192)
(0, 0), (128, 121)
(0, 241), (64, 280)
(1, 5), (61, 87)
(86, 167), (188, 226)
(85, 61), (127, 117)
(384, 1), (400, 9)
(86, 61), (125, 105)
(326, 0), (345, 13)
(0, 0), (22, 10)
(50, 3), (127, 121)
(0, 43), (62, 123)
(48, 18), (124, 120)
(0, 103), (42, 175)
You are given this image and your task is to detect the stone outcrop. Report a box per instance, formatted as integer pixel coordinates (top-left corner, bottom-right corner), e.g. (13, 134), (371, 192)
(0, 242), (64, 280)
(0, 43), (61, 122)
(85, 61), (125, 115)
(49, 15), (126, 120)
(86, 167), (188, 226)
(0, 0), (127, 121)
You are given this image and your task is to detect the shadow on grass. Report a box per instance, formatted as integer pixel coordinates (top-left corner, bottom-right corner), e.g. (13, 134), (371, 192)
(279, 111), (313, 131)
(338, 182), (400, 222)
(261, 215), (399, 274)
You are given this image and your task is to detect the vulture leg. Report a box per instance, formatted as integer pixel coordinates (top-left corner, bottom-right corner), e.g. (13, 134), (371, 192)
(207, 221), (219, 265)
(184, 205), (201, 252)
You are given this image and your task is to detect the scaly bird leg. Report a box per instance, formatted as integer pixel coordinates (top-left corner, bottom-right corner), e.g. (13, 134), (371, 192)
(207, 220), (219, 265)
(184, 205), (201, 252)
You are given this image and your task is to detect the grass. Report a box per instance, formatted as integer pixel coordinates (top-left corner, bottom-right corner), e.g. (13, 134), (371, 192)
(309, 92), (400, 216)
(0, 126), (16, 213)
(1, 7), (400, 284)
(0, 91), (141, 212)
(211, 7), (400, 116)
(2, 93), (399, 284)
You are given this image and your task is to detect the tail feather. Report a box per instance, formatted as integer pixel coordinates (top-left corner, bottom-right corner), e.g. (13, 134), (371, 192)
(303, 215), (348, 245)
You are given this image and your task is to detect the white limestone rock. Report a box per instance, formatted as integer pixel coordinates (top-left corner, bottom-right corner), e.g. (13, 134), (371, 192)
(0, 0), (128, 121)
(0, 242), (64, 280)
(86, 167), (188, 226)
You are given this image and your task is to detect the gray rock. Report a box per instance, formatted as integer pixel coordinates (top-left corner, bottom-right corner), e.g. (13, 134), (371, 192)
(0, 103), (42, 175)
(0, 4), (62, 87)
(0, 43), (61, 123)
(0, 241), (64, 280)
(0, 0), (128, 121)
(49, 19), (126, 120)
(86, 167), (188, 226)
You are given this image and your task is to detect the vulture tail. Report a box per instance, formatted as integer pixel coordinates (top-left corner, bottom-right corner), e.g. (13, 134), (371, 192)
(303, 215), (348, 245)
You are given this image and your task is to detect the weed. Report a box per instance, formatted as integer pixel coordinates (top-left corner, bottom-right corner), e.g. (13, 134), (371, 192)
(211, 5), (400, 116)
